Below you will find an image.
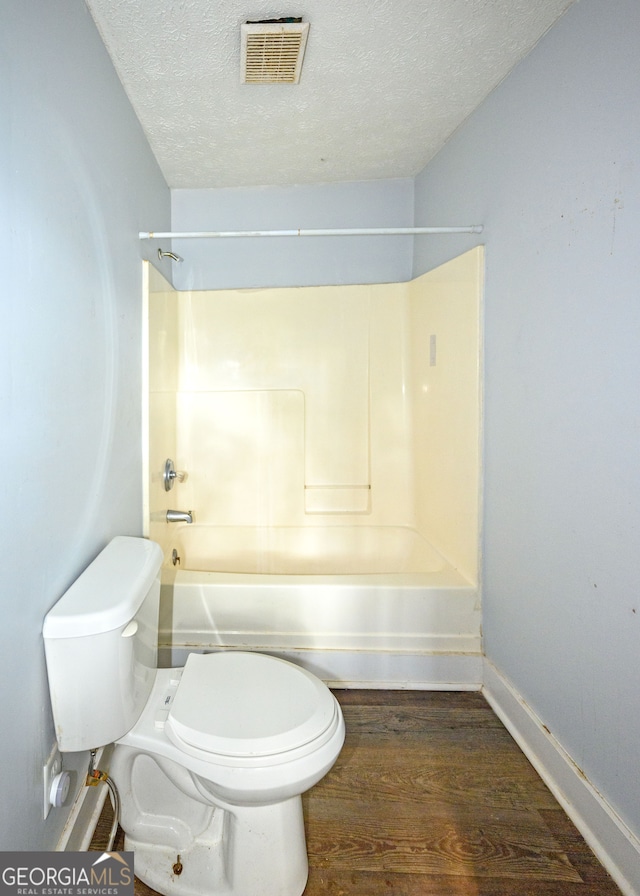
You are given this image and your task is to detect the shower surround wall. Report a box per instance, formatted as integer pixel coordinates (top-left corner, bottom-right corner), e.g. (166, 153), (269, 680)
(145, 248), (481, 684)
(147, 248), (481, 579)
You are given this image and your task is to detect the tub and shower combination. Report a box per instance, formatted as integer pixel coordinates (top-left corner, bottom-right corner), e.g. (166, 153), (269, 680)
(146, 249), (483, 688)
(158, 524), (481, 687)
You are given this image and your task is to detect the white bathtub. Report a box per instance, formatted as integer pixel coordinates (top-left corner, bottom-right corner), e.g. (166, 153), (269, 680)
(159, 525), (482, 688)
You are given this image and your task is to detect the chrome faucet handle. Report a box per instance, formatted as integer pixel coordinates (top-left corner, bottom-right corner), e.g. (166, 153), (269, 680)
(163, 458), (188, 491)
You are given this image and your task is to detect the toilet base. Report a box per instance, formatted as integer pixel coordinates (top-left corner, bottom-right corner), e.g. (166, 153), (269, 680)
(125, 797), (309, 896)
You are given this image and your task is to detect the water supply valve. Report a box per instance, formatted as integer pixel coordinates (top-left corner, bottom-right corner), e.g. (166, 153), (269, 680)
(86, 768), (109, 787)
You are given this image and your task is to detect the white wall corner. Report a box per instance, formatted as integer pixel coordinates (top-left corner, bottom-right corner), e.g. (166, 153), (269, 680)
(482, 659), (640, 896)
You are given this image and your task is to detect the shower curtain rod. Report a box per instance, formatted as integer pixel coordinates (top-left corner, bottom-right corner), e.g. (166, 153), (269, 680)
(139, 225), (483, 239)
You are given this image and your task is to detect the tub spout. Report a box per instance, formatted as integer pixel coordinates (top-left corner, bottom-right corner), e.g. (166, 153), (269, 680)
(166, 509), (194, 524)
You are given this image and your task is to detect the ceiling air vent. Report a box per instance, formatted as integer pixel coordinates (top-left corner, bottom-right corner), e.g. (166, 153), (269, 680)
(241, 19), (309, 84)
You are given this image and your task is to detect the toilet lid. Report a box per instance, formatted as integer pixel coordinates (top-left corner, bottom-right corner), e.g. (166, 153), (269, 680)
(165, 652), (337, 758)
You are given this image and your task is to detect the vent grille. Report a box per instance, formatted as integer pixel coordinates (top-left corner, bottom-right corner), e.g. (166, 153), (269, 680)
(241, 22), (309, 84)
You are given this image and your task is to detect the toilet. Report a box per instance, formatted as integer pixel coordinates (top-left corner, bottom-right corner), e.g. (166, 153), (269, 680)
(43, 536), (345, 896)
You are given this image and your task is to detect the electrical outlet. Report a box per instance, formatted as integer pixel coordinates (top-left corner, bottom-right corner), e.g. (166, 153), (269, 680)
(43, 743), (62, 819)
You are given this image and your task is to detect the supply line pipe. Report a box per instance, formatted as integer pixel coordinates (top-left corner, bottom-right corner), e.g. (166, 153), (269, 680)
(139, 226), (483, 239)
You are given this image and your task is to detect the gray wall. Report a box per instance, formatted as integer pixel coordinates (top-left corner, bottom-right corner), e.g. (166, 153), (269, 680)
(0, 1), (170, 849)
(414, 0), (640, 840)
(171, 179), (414, 289)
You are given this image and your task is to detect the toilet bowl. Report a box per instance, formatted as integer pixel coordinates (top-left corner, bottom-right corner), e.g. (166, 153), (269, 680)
(43, 537), (345, 896)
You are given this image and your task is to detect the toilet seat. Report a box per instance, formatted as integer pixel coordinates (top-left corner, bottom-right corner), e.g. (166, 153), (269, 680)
(165, 652), (338, 762)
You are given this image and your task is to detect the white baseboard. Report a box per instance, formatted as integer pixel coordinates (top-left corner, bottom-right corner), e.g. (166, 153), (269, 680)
(165, 645), (484, 690)
(482, 659), (640, 896)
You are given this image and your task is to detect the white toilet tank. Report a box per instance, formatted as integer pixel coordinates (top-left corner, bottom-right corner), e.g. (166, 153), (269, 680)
(43, 536), (164, 752)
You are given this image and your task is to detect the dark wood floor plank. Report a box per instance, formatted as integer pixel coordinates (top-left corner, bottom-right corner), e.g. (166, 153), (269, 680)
(304, 867), (607, 896)
(334, 689), (490, 710)
(304, 796), (581, 880)
(335, 693), (504, 733)
(313, 746), (558, 810)
(538, 807), (626, 891)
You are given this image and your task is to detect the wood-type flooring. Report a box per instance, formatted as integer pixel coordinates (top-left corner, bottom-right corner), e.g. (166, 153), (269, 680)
(91, 689), (622, 895)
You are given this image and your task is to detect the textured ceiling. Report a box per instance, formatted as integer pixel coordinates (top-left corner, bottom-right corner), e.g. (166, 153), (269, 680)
(85, 0), (574, 189)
